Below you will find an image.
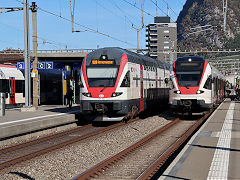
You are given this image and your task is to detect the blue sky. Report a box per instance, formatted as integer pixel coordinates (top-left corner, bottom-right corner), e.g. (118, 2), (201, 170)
(0, 0), (186, 50)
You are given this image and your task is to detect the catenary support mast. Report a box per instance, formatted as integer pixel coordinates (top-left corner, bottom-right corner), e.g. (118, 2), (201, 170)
(24, 0), (31, 107)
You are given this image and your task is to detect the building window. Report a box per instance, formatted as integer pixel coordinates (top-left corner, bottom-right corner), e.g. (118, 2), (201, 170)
(164, 41), (169, 44)
(163, 30), (169, 33)
(164, 46), (169, 49)
(158, 24), (168, 27)
(164, 35), (169, 38)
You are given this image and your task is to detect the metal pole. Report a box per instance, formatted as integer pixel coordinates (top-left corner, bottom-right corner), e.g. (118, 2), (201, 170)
(137, 29), (140, 50)
(31, 2), (38, 108)
(223, 0), (228, 32)
(62, 71), (65, 106)
(24, 0), (31, 107)
(0, 93), (5, 116)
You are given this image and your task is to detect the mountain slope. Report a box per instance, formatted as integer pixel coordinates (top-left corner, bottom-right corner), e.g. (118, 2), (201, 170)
(177, 0), (240, 50)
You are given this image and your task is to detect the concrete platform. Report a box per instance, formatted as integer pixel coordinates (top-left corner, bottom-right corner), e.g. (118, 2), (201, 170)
(160, 98), (240, 179)
(0, 105), (80, 142)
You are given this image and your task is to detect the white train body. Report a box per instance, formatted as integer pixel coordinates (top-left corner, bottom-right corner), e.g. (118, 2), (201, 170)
(169, 56), (225, 113)
(0, 64), (25, 105)
(80, 47), (171, 118)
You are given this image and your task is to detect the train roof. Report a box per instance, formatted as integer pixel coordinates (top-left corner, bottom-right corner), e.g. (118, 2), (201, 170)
(86, 47), (170, 69)
(0, 64), (24, 80)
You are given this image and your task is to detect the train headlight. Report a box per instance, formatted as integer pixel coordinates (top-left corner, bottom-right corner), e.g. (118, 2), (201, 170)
(111, 92), (123, 97)
(196, 90), (204, 94)
(82, 93), (92, 97)
(174, 90), (181, 94)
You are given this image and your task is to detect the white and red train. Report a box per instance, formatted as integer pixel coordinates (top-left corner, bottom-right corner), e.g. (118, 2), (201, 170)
(79, 47), (171, 120)
(169, 56), (225, 114)
(0, 64), (64, 107)
(0, 64), (25, 105)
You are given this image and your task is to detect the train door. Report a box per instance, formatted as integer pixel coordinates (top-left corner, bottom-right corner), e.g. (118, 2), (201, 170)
(9, 77), (16, 104)
(140, 65), (144, 111)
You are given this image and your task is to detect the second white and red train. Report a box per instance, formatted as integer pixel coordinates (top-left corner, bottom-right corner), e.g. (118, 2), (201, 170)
(169, 56), (226, 114)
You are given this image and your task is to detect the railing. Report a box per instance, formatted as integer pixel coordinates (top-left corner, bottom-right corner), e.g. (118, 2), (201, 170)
(1, 48), (239, 55)
(0, 50), (23, 54)
(0, 49), (95, 54)
(37, 49), (95, 54)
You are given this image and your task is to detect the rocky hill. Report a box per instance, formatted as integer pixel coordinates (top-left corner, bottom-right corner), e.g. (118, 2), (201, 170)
(177, 0), (240, 50)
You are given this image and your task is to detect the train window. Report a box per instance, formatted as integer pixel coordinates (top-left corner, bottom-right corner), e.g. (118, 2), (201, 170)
(175, 72), (202, 87)
(15, 80), (24, 93)
(0, 79), (8, 93)
(203, 76), (212, 90)
(86, 67), (118, 87)
(120, 71), (130, 87)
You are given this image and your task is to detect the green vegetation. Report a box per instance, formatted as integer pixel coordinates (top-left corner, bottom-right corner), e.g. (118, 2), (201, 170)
(224, 34), (240, 49)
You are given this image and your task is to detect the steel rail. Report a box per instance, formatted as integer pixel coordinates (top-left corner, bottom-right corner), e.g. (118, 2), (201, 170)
(73, 118), (180, 180)
(137, 109), (214, 180)
(0, 120), (132, 170)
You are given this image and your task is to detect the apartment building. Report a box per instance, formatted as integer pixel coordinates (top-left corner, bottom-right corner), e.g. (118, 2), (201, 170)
(146, 16), (177, 63)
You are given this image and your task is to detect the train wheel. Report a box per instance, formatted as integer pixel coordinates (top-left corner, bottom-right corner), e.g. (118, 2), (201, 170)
(131, 106), (138, 118)
(124, 106), (139, 122)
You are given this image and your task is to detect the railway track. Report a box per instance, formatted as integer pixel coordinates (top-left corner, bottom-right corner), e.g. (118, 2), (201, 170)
(0, 119), (138, 171)
(73, 109), (214, 180)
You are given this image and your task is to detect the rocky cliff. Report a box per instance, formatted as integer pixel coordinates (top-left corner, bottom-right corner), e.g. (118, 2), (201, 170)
(177, 0), (240, 50)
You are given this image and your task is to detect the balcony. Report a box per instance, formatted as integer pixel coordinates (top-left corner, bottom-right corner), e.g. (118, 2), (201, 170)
(149, 36), (158, 41)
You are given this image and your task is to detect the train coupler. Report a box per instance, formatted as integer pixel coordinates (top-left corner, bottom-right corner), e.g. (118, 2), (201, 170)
(95, 103), (108, 113)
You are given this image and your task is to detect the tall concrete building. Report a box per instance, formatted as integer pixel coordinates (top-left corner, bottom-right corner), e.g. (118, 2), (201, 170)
(146, 16), (177, 63)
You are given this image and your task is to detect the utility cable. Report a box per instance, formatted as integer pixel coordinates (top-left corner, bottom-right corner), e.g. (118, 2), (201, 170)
(16, 0), (135, 46)
(162, 0), (178, 17)
(38, 7), (135, 46)
(0, 18), (68, 48)
(149, 0), (174, 22)
(95, 0), (136, 27)
(109, 0), (141, 25)
(121, 0), (154, 17)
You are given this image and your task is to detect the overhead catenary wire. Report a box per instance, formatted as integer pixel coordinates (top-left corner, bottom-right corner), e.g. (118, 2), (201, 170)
(109, 0), (141, 25)
(3, 0), (68, 49)
(58, 0), (62, 17)
(162, 0), (179, 18)
(149, 0), (174, 22)
(177, 0), (184, 6)
(120, 0), (154, 17)
(14, 0), (134, 46)
(38, 7), (135, 46)
(96, 0), (137, 27)
(0, 16), (68, 48)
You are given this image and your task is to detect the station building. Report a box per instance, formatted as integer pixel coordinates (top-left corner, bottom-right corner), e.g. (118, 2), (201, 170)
(0, 49), (91, 107)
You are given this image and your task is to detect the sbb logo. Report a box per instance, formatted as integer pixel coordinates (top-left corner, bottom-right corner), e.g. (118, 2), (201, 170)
(99, 94), (104, 98)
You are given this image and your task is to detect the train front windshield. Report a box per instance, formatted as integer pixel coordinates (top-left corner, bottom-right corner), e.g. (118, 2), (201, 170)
(174, 57), (205, 87)
(87, 67), (118, 87)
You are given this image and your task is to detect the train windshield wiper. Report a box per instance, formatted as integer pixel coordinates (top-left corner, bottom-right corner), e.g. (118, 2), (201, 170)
(100, 86), (106, 92)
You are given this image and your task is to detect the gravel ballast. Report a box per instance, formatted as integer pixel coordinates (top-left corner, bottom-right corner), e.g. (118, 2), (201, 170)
(0, 115), (173, 180)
